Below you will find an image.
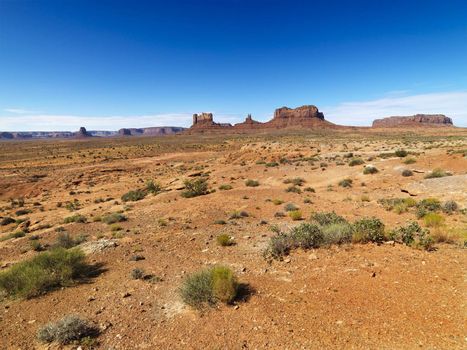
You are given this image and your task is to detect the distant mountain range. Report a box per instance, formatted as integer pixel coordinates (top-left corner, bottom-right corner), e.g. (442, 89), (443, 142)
(0, 126), (186, 140)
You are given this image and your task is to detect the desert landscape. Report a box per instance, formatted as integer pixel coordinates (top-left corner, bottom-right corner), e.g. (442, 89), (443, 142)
(1, 118), (466, 349)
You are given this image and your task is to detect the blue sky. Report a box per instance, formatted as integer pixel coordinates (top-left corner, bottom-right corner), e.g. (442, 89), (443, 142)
(1, 0), (466, 130)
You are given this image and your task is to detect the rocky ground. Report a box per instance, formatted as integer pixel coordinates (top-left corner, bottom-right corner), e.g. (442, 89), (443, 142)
(0, 128), (466, 349)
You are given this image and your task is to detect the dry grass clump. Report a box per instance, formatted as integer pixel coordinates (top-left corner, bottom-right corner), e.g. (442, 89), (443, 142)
(216, 234), (234, 246)
(245, 179), (259, 187)
(179, 266), (238, 309)
(0, 248), (90, 299)
(424, 168), (450, 179)
(37, 315), (99, 345)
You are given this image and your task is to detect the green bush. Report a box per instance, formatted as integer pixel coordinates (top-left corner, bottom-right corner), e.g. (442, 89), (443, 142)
(352, 217), (385, 243)
(283, 177), (305, 186)
(179, 266), (238, 308)
(348, 158), (364, 166)
(37, 315), (99, 345)
(146, 180), (162, 195)
(363, 166), (378, 174)
(55, 232), (86, 249)
(181, 178), (209, 198)
(121, 189), (146, 202)
(442, 200), (458, 214)
(311, 212), (347, 226)
(284, 203), (298, 212)
(321, 222), (353, 245)
(389, 222), (433, 250)
(425, 168), (449, 179)
(285, 185), (302, 193)
(216, 234), (234, 246)
(289, 223), (324, 249)
(229, 210), (249, 219)
(245, 179), (259, 187)
(0, 248), (89, 299)
(218, 184), (233, 190)
(63, 214), (87, 224)
(101, 213), (127, 225)
(395, 149), (408, 157)
(424, 212), (445, 227)
(304, 187), (315, 193)
(288, 210), (302, 221)
(338, 178), (353, 188)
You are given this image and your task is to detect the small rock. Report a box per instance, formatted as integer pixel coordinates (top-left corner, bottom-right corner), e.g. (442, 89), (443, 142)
(122, 292), (131, 298)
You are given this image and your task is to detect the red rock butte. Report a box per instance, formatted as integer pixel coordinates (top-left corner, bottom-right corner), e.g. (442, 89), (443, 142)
(188, 105), (335, 133)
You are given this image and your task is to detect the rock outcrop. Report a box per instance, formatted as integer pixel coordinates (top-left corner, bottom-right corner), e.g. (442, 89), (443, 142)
(188, 105), (334, 133)
(191, 113), (233, 131)
(75, 127), (91, 138)
(372, 114), (453, 128)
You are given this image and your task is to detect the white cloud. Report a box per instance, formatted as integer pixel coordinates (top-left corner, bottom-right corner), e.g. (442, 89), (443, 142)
(4, 108), (41, 114)
(323, 91), (467, 127)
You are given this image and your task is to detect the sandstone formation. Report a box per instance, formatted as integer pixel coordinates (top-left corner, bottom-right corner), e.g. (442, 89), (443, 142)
(372, 114), (453, 128)
(188, 105), (334, 133)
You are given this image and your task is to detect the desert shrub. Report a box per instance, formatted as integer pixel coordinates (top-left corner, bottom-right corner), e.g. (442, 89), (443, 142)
(285, 185), (301, 193)
(379, 198), (417, 212)
(289, 223), (324, 249)
(274, 211), (286, 217)
(403, 157), (416, 164)
(264, 233), (293, 259)
(182, 178), (209, 198)
(417, 198), (441, 212)
(304, 187), (315, 193)
(390, 221), (423, 245)
(393, 202), (409, 214)
(265, 162), (279, 167)
(348, 158), (364, 166)
(245, 179), (259, 187)
(0, 248), (88, 298)
(363, 166), (378, 174)
(218, 184), (233, 190)
(55, 232), (86, 249)
(65, 200), (80, 212)
(311, 212), (347, 226)
(211, 266), (238, 304)
(101, 213), (127, 225)
(63, 214), (87, 224)
(284, 203), (298, 212)
(229, 210), (249, 219)
(130, 268), (145, 280)
(402, 169), (413, 177)
(37, 315), (99, 345)
(425, 168), (449, 179)
(214, 219), (227, 225)
(272, 199), (284, 205)
(338, 178), (353, 188)
(121, 189), (146, 202)
(423, 212), (445, 227)
(288, 210), (302, 221)
(361, 195), (370, 202)
(217, 234), (234, 246)
(0, 217), (15, 226)
(395, 149), (408, 157)
(179, 266), (238, 308)
(30, 240), (44, 252)
(303, 198), (312, 204)
(146, 180), (162, 195)
(321, 222), (353, 245)
(15, 209), (32, 216)
(352, 217), (385, 243)
(0, 230), (26, 242)
(283, 177), (305, 186)
(442, 200), (458, 214)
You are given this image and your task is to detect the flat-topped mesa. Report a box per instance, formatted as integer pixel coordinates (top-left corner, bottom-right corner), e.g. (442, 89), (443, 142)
(273, 105), (325, 120)
(372, 114), (453, 128)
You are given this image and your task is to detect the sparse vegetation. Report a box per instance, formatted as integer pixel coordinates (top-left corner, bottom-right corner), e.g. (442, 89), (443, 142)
(423, 212), (445, 227)
(63, 214), (87, 224)
(425, 168), (450, 179)
(0, 248), (90, 298)
(218, 184), (233, 190)
(402, 169), (413, 177)
(217, 234), (234, 246)
(395, 149), (408, 157)
(179, 266), (238, 309)
(351, 217), (385, 243)
(121, 189), (146, 202)
(363, 165), (378, 174)
(182, 178), (209, 198)
(101, 212), (127, 224)
(338, 178), (353, 188)
(245, 179), (259, 187)
(37, 315), (99, 345)
(288, 210), (303, 220)
(348, 158), (364, 166)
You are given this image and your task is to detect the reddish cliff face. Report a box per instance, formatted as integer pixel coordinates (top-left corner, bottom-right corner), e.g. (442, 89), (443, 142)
(188, 105), (334, 133)
(372, 114), (453, 127)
